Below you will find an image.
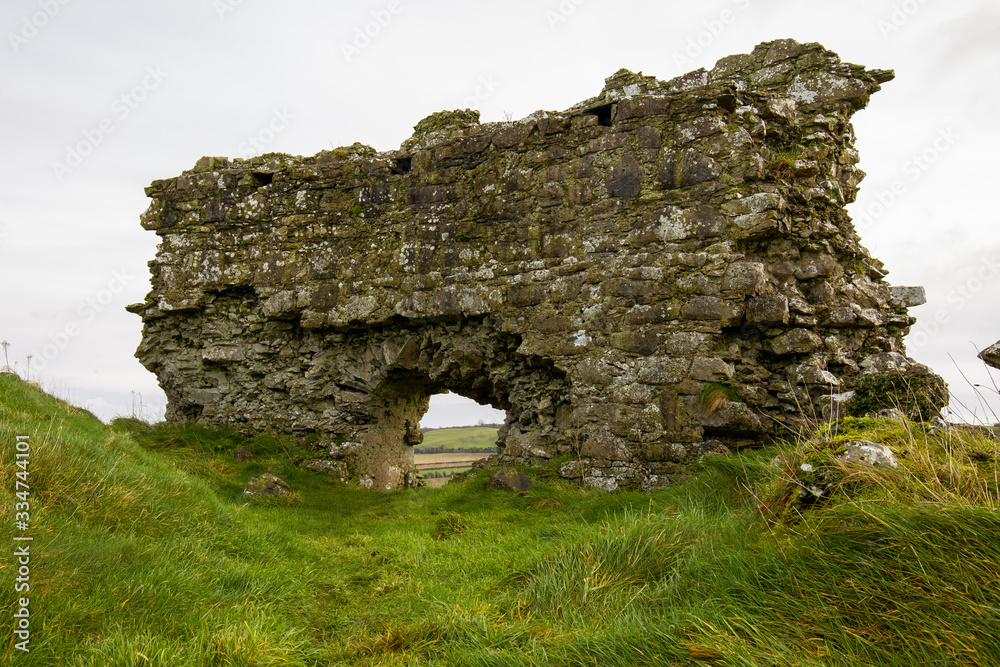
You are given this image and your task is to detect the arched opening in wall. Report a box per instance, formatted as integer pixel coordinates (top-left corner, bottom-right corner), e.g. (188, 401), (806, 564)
(416, 392), (507, 488)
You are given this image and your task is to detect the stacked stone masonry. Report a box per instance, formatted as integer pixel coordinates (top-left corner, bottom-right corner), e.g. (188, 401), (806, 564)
(130, 39), (945, 490)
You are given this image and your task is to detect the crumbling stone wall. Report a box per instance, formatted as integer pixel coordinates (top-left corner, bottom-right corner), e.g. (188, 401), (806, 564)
(130, 39), (945, 490)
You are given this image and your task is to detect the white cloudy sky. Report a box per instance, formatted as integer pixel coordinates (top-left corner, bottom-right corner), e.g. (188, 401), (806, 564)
(2, 0), (999, 427)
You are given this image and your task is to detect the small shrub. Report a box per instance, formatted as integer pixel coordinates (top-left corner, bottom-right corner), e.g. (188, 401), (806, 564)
(848, 372), (947, 420)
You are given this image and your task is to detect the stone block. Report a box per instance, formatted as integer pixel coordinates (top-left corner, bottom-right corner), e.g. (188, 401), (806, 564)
(721, 192), (785, 217)
(888, 286), (927, 308)
(606, 154), (644, 197)
(770, 329), (823, 355)
(559, 460), (587, 479)
(641, 441), (688, 463)
(508, 284), (546, 307)
(681, 296), (726, 321)
(637, 358), (688, 384)
(202, 345), (244, 363)
(791, 364), (840, 386)
(690, 357), (735, 381)
(655, 204), (727, 241)
(745, 295), (789, 326)
(610, 331), (661, 355)
(657, 148), (720, 189)
(722, 262), (768, 295)
(827, 307), (856, 326)
(980, 340), (1000, 370)
(687, 399), (766, 435)
(794, 254), (838, 280)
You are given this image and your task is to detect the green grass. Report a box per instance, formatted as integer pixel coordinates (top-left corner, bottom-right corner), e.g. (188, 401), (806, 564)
(416, 426), (499, 452)
(2, 373), (999, 665)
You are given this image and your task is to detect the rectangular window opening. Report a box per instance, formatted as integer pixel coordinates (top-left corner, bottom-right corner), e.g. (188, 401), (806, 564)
(252, 172), (274, 187)
(586, 104), (615, 127)
(393, 156), (413, 174)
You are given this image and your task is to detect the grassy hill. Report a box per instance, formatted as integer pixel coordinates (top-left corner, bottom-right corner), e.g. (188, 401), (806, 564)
(2, 372), (1000, 665)
(415, 426), (499, 452)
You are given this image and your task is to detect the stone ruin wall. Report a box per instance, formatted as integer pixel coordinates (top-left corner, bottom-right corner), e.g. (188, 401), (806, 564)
(130, 40), (945, 491)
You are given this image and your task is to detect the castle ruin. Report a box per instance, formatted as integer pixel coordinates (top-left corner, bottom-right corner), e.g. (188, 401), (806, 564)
(129, 40), (945, 490)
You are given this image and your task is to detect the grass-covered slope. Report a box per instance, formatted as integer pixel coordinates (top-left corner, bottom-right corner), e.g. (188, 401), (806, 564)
(2, 372), (999, 665)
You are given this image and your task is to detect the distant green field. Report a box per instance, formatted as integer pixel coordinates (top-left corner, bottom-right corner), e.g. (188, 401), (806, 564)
(416, 426), (498, 452)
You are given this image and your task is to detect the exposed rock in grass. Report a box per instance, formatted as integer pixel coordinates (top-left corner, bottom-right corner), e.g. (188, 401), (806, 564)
(242, 472), (290, 498)
(837, 439), (898, 468)
(233, 447), (255, 462)
(486, 468), (535, 492)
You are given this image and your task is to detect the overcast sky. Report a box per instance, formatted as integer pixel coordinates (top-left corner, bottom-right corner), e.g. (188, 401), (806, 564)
(2, 0), (999, 427)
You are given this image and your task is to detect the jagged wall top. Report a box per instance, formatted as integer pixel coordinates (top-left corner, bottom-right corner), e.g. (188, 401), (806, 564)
(176, 40), (892, 181)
